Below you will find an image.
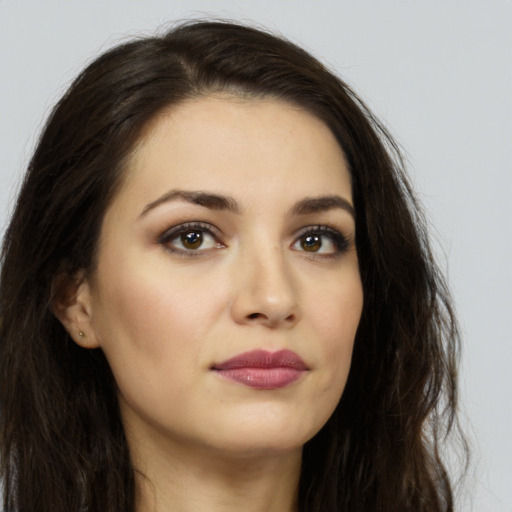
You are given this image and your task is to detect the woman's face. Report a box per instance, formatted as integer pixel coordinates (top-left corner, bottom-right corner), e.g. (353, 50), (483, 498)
(75, 96), (363, 458)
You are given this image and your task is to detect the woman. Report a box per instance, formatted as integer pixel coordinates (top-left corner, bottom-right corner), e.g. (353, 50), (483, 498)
(0, 20), (464, 512)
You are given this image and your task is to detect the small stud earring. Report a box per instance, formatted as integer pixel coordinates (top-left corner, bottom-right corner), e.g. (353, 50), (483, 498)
(78, 331), (85, 337)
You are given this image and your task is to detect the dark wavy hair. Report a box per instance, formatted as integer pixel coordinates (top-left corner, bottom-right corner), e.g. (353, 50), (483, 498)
(0, 20), (465, 512)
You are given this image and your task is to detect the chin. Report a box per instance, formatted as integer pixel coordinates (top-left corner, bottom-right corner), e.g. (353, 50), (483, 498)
(203, 434), (306, 460)
(197, 411), (323, 457)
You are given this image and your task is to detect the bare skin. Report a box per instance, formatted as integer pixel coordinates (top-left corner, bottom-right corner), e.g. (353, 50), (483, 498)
(57, 96), (363, 511)
(129, 420), (301, 512)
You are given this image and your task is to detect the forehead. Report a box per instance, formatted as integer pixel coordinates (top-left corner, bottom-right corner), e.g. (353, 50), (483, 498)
(117, 96), (352, 213)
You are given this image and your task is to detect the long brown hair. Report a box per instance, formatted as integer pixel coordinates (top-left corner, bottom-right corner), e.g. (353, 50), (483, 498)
(0, 20), (465, 511)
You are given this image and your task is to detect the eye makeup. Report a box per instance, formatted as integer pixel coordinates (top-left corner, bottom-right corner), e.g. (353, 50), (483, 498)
(157, 219), (352, 260)
(157, 221), (225, 257)
(292, 225), (351, 258)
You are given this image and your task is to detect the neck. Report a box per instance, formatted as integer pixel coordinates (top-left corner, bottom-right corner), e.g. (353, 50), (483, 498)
(131, 431), (302, 512)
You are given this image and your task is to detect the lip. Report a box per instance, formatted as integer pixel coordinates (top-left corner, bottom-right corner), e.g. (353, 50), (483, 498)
(212, 349), (309, 390)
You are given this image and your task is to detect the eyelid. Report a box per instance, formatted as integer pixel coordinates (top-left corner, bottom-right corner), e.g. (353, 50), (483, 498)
(158, 221), (225, 255)
(292, 224), (351, 256)
(294, 224), (343, 237)
(156, 221), (351, 258)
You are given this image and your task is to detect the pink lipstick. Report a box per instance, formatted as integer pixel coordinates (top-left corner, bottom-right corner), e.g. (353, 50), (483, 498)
(212, 349), (308, 390)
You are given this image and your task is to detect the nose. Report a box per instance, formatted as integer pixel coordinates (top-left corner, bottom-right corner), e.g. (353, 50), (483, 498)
(230, 245), (300, 329)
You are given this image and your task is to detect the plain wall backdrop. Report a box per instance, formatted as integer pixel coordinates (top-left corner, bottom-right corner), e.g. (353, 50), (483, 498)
(1, 1), (511, 510)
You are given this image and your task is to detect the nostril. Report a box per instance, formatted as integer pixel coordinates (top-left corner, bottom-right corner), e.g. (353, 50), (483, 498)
(245, 312), (296, 324)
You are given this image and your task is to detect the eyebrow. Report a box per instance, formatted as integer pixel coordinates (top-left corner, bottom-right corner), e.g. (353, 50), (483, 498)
(291, 195), (355, 218)
(140, 190), (240, 217)
(139, 189), (354, 219)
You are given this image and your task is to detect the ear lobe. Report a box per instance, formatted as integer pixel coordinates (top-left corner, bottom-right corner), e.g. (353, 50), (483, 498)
(51, 271), (100, 349)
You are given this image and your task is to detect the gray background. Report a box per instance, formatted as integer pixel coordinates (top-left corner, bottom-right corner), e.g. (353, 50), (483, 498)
(1, 1), (510, 510)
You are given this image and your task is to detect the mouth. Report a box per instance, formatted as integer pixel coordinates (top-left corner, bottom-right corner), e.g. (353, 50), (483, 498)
(211, 349), (309, 390)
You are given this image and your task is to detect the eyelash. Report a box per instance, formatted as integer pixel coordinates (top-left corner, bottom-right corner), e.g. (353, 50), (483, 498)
(293, 225), (350, 258)
(158, 222), (223, 257)
(158, 222), (350, 258)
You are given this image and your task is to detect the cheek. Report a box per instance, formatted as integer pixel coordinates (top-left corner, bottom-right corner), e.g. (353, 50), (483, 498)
(310, 273), (363, 341)
(91, 255), (227, 367)
(89, 262), (221, 423)
(306, 273), (363, 386)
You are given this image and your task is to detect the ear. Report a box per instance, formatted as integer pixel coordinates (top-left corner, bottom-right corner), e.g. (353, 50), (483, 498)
(51, 270), (100, 349)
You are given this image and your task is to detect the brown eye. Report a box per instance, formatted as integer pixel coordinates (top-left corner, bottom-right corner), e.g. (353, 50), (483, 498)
(181, 231), (203, 249)
(159, 223), (221, 255)
(292, 227), (348, 257)
(300, 234), (322, 252)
